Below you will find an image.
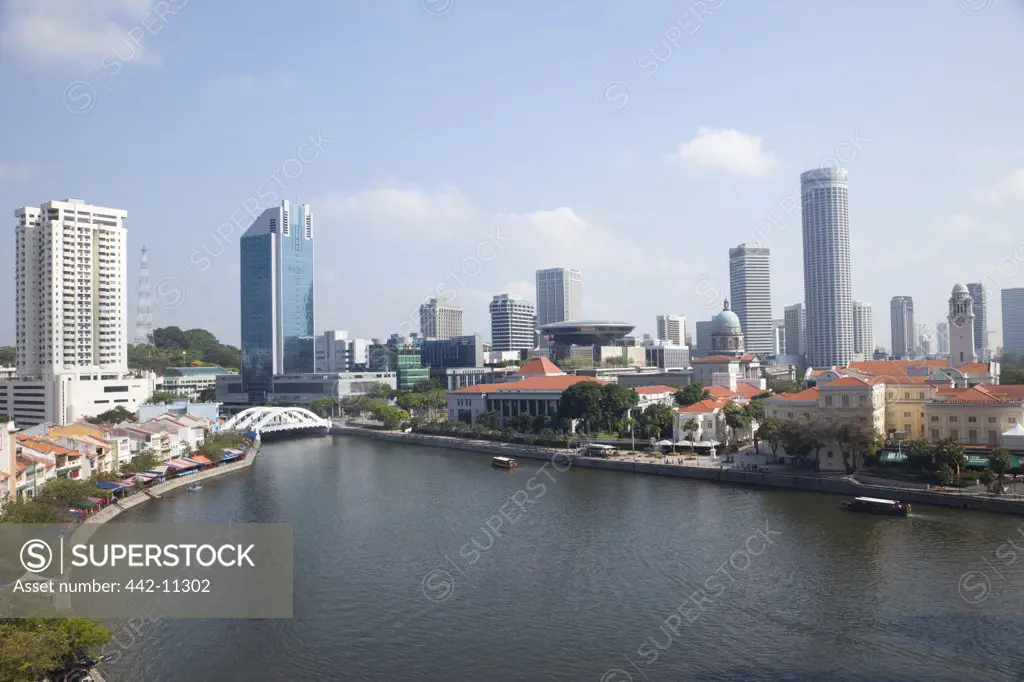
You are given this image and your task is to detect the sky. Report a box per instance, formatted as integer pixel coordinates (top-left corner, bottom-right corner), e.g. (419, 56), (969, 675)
(1, 0), (1023, 352)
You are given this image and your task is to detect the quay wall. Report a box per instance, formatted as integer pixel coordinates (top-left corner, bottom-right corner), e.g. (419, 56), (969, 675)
(332, 427), (1024, 516)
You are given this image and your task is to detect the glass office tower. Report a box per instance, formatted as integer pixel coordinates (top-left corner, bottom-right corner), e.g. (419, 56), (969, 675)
(240, 200), (314, 403)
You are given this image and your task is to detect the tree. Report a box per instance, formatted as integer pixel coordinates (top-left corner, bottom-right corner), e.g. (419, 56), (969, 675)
(935, 438), (967, 486)
(906, 439), (935, 471)
(674, 384), (710, 408)
(0, 500), (61, 523)
(600, 384), (640, 432)
(310, 397), (334, 418)
(151, 326), (189, 350)
(834, 417), (878, 474)
(723, 401), (750, 449)
(0, 618), (112, 682)
(641, 403), (675, 440)
(744, 398), (766, 424)
(478, 410), (500, 430)
(85, 405), (135, 425)
(369, 383), (396, 400)
(121, 449), (160, 474)
(756, 418), (783, 457)
(513, 412), (536, 434)
(198, 386), (217, 402)
(979, 468), (996, 490)
(0, 345), (15, 365)
(146, 390), (187, 405)
(375, 404), (409, 429)
(682, 418), (700, 454)
(40, 478), (101, 508)
(0, 413), (8, 424)
(602, 356), (629, 368)
(989, 447), (1013, 492)
(395, 392), (423, 413)
(767, 379), (801, 394)
(558, 382), (605, 433)
(412, 379), (443, 393)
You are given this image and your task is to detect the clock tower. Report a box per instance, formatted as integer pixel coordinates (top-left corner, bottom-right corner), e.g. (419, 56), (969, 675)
(948, 283), (976, 368)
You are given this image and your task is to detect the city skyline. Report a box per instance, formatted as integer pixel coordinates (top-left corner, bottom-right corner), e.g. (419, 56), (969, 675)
(0, 2), (1022, 349)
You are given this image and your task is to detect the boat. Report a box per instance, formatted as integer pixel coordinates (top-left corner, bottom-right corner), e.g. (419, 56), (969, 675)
(491, 456), (518, 469)
(188, 483), (203, 492)
(842, 496), (910, 517)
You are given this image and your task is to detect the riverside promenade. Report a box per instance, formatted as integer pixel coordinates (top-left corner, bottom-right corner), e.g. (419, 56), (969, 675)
(80, 439), (261, 528)
(332, 425), (1024, 516)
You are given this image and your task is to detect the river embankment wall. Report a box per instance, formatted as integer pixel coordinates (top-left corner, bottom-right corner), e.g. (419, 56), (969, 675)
(331, 427), (1024, 516)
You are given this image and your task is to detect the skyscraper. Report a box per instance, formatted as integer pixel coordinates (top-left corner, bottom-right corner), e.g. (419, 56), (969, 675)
(801, 168), (853, 367)
(535, 268), (582, 327)
(1001, 288), (1024, 356)
(728, 244), (773, 355)
(4, 198), (154, 425)
(240, 200), (315, 402)
(420, 298), (464, 340)
(967, 282), (988, 361)
(489, 294), (536, 351)
(656, 314), (686, 346)
(936, 322), (950, 355)
(783, 303), (805, 358)
(890, 296), (915, 359)
(694, 321), (714, 358)
(134, 245), (153, 345)
(852, 301), (873, 360)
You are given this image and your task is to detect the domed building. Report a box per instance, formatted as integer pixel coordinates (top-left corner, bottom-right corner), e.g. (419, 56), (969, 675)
(691, 300), (764, 391)
(710, 300), (745, 357)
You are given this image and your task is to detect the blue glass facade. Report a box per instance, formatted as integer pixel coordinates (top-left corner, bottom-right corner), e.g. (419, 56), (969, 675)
(240, 201), (314, 403)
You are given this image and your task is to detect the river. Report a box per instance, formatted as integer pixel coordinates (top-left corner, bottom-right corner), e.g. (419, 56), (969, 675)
(102, 435), (1024, 681)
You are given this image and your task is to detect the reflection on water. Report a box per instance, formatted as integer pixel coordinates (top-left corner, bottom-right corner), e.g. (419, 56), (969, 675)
(102, 436), (1024, 681)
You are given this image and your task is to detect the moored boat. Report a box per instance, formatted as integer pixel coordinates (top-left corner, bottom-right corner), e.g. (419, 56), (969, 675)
(842, 496), (910, 517)
(491, 456), (518, 469)
(188, 483), (203, 492)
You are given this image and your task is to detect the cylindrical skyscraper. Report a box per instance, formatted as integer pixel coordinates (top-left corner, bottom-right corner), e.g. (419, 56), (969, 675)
(801, 168), (853, 368)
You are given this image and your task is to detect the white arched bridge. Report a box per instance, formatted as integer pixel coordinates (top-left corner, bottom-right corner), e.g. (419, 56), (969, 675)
(221, 406), (331, 436)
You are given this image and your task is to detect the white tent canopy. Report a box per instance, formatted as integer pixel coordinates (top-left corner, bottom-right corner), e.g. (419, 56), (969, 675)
(1002, 423), (1024, 450)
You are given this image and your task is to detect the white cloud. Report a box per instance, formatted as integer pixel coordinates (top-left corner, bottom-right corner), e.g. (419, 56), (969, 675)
(668, 127), (779, 177)
(939, 212), (978, 235)
(973, 168), (1024, 206)
(316, 186), (475, 234)
(1, 0), (171, 69)
(0, 163), (36, 180)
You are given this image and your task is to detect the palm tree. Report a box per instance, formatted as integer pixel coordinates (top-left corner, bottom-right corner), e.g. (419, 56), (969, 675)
(683, 418), (699, 455)
(989, 447), (1013, 493)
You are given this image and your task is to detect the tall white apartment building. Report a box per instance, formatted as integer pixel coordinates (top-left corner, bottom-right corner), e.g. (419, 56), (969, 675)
(535, 268), (582, 327)
(489, 294), (536, 352)
(783, 303), (805, 358)
(801, 168), (853, 367)
(419, 297), (463, 340)
(852, 301), (874, 361)
(729, 244), (773, 355)
(2, 199), (154, 426)
(656, 314), (686, 346)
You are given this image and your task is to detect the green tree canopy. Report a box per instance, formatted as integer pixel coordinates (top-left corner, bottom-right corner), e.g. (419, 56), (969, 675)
(0, 618), (112, 682)
(0, 346), (15, 365)
(989, 447), (1013, 490)
(558, 382), (605, 433)
(674, 384), (710, 407)
(756, 417), (783, 456)
(310, 397), (334, 418)
(128, 327), (241, 373)
(640, 403), (675, 439)
(39, 478), (102, 508)
(599, 384), (640, 432)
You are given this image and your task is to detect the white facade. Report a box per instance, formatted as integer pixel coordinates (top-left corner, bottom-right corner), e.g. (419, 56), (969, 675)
(315, 330), (372, 372)
(489, 294), (536, 351)
(729, 244), (773, 355)
(890, 296), (915, 359)
(419, 298), (463, 340)
(801, 169), (853, 367)
(535, 268), (582, 327)
(1002, 288), (1024, 356)
(656, 314), (686, 346)
(771, 319), (785, 356)
(936, 322), (950, 355)
(852, 301), (873, 361)
(4, 198), (151, 426)
(783, 303), (805, 358)
(16, 198), (128, 375)
(948, 284), (977, 368)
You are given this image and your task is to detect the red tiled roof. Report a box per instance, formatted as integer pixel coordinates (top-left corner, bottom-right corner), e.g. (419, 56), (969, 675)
(739, 353), (758, 362)
(733, 384), (760, 398)
(676, 398), (727, 413)
(705, 385), (739, 399)
(988, 385), (1024, 400)
(691, 355), (742, 364)
(774, 387), (820, 401)
(516, 357), (564, 377)
(452, 376), (606, 394)
(958, 363), (991, 374)
(16, 436), (76, 456)
(634, 385), (677, 394)
(824, 376), (869, 387)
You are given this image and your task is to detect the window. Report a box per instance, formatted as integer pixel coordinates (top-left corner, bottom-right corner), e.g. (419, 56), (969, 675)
(825, 395), (833, 406)
(903, 424), (911, 435)
(904, 392), (910, 400)
(968, 416), (977, 423)
(968, 429), (978, 443)
(931, 416), (939, 422)
(989, 430), (999, 444)
(949, 429), (959, 440)
(1011, 418), (1018, 424)
(787, 412), (793, 418)
(827, 451), (834, 459)
(988, 417), (997, 423)
(903, 412), (912, 418)
(949, 416), (958, 423)
(918, 392), (925, 399)
(859, 395), (866, 407)
(841, 395), (849, 408)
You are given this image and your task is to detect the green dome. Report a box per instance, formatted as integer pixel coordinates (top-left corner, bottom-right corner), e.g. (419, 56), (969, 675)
(712, 301), (741, 332)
